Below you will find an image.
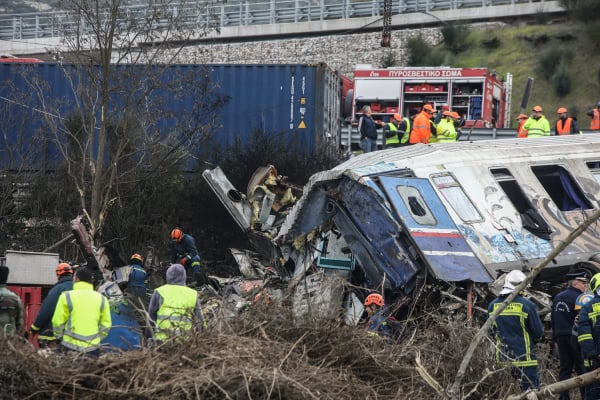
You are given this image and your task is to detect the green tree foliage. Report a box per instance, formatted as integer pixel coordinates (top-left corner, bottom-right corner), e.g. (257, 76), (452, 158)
(568, 0), (600, 22)
(441, 23), (471, 53)
(406, 36), (448, 67)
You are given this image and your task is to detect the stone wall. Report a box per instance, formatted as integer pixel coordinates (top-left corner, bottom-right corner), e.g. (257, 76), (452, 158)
(171, 22), (504, 76)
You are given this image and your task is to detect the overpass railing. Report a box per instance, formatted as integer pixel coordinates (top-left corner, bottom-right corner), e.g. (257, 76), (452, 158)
(1, 0), (553, 41)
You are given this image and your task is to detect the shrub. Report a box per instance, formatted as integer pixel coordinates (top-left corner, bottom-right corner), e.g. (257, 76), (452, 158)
(537, 47), (573, 80)
(569, 0), (600, 23)
(406, 35), (431, 66)
(553, 61), (571, 97)
(441, 23), (471, 53)
(481, 37), (500, 50)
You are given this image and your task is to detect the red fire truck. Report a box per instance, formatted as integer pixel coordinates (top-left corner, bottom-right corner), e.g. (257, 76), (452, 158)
(350, 65), (511, 129)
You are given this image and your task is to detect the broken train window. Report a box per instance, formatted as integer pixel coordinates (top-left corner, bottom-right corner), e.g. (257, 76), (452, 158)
(396, 185), (436, 225)
(531, 165), (592, 212)
(431, 173), (482, 223)
(491, 168), (552, 240)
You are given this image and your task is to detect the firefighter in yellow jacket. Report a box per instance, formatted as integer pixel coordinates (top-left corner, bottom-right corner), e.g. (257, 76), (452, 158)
(52, 267), (111, 356)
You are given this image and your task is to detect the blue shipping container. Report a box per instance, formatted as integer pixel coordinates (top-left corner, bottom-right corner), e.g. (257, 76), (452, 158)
(0, 62), (342, 170)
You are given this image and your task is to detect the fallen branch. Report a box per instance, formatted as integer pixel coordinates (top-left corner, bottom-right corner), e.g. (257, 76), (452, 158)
(43, 233), (75, 253)
(449, 208), (600, 398)
(506, 368), (600, 400)
(440, 290), (487, 314)
(415, 351), (449, 399)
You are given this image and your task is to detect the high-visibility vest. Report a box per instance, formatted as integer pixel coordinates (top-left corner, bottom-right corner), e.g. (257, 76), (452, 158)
(436, 118), (457, 142)
(52, 281), (111, 352)
(385, 122), (399, 145)
(399, 118), (412, 144)
(556, 117), (573, 135)
(154, 284), (198, 341)
(591, 109), (600, 130)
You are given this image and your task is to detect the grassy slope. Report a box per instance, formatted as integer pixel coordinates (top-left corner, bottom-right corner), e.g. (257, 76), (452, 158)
(450, 20), (599, 129)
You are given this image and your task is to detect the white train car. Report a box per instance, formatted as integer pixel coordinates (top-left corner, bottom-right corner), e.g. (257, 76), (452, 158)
(277, 135), (600, 297)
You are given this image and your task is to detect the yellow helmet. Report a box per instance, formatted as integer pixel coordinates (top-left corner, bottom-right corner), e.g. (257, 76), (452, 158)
(590, 273), (600, 294)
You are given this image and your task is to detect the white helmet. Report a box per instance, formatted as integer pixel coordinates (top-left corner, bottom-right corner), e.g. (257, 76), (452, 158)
(499, 270), (527, 295)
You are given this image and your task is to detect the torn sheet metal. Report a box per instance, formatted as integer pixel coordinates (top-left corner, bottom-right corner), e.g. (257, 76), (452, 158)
(292, 270), (348, 323)
(202, 166), (253, 232)
(230, 248), (265, 280)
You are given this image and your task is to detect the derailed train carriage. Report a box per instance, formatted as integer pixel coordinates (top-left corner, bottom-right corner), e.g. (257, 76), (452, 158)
(203, 135), (600, 321)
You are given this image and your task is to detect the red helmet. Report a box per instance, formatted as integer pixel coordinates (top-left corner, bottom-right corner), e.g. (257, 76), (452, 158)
(56, 262), (73, 276)
(171, 228), (183, 241)
(130, 253), (143, 263)
(364, 293), (384, 307)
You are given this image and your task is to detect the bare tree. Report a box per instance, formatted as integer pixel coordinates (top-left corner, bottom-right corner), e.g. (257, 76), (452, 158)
(20, 0), (225, 242)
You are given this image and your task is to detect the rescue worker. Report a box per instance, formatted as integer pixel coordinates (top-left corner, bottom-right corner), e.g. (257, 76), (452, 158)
(170, 228), (202, 278)
(551, 272), (588, 400)
(399, 109), (417, 145)
(516, 113), (529, 138)
(435, 110), (458, 142)
(572, 293), (593, 399)
(586, 102), (600, 131)
(555, 107), (581, 135)
(146, 263), (203, 342)
(383, 113), (401, 148)
(364, 293), (392, 338)
(488, 270), (544, 391)
(28, 262), (74, 347)
(383, 114), (412, 147)
(452, 111), (465, 140)
(410, 103), (434, 144)
(127, 253), (148, 307)
(522, 105), (551, 138)
(0, 266), (23, 337)
(358, 105), (384, 153)
(428, 108), (439, 143)
(577, 273), (600, 399)
(51, 267), (112, 356)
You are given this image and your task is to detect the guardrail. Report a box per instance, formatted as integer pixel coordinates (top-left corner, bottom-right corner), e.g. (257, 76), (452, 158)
(339, 125), (596, 148)
(1, 0), (553, 41)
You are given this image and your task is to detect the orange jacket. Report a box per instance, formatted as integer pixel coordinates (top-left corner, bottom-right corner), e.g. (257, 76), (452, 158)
(556, 117), (573, 135)
(409, 111), (431, 144)
(517, 120), (528, 138)
(590, 109), (600, 130)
